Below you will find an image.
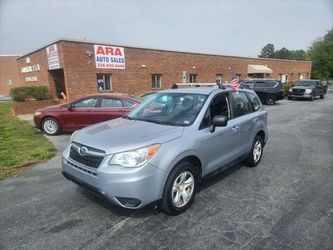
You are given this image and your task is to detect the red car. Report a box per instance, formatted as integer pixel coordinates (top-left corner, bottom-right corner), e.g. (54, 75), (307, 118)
(34, 94), (141, 135)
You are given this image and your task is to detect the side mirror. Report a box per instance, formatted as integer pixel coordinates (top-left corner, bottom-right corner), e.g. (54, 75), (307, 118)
(209, 115), (228, 133)
(67, 103), (73, 111)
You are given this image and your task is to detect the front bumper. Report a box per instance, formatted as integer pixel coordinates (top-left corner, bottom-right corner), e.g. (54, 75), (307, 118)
(33, 115), (42, 130)
(288, 94), (312, 99)
(62, 148), (167, 209)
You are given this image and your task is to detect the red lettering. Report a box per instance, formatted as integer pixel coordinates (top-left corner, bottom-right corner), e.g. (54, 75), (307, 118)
(105, 47), (113, 55)
(114, 48), (122, 56)
(96, 46), (105, 55)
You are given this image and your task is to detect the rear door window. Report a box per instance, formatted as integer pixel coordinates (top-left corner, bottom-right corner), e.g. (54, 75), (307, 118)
(122, 100), (136, 107)
(254, 82), (268, 88)
(231, 92), (251, 117)
(100, 98), (123, 107)
(267, 81), (277, 88)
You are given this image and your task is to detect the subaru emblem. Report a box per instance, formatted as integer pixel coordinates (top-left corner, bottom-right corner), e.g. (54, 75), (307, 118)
(78, 146), (88, 156)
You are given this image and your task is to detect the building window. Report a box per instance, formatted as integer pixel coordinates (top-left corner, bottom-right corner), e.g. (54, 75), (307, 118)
(216, 74), (223, 84)
(281, 74), (288, 83)
(152, 74), (162, 89)
(189, 74), (197, 83)
(97, 74), (112, 91)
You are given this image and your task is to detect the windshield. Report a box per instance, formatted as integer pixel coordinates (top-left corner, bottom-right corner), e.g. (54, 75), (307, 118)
(125, 93), (208, 126)
(296, 81), (316, 87)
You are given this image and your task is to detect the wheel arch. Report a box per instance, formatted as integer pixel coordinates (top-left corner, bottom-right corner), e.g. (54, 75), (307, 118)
(41, 116), (61, 133)
(256, 130), (266, 146)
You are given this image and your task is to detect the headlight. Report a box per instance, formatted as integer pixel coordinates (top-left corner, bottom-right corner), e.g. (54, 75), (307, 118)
(110, 144), (160, 168)
(305, 89), (312, 94)
(34, 111), (42, 116)
(289, 88), (292, 92)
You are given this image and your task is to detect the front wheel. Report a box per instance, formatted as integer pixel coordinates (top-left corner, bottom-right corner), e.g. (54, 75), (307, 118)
(244, 135), (264, 167)
(42, 117), (60, 135)
(161, 162), (198, 215)
(266, 94), (277, 105)
(310, 94), (314, 101)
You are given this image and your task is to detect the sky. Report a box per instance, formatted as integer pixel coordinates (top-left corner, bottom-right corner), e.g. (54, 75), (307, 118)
(0, 0), (332, 57)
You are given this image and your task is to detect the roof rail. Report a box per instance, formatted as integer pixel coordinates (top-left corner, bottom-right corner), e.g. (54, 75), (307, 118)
(174, 82), (226, 89)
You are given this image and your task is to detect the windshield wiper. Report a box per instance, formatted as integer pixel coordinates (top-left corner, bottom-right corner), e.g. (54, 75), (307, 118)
(123, 115), (135, 120)
(137, 118), (177, 126)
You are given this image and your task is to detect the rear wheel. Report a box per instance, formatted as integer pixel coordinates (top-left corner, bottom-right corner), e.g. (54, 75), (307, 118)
(161, 161), (198, 215)
(266, 94), (277, 105)
(244, 135), (264, 167)
(42, 117), (60, 135)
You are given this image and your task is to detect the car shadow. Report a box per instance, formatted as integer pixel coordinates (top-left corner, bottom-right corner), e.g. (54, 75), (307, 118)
(198, 163), (243, 192)
(76, 163), (245, 217)
(76, 186), (160, 217)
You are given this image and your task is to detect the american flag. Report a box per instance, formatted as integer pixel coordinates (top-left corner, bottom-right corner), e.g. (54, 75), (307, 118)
(230, 74), (240, 91)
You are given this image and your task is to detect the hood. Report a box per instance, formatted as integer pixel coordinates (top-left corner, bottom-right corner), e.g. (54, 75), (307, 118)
(73, 118), (184, 154)
(38, 103), (68, 112)
(292, 85), (315, 90)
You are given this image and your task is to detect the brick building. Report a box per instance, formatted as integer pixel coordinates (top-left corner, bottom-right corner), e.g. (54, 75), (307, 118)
(11, 39), (312, 101)
(0, 55), (21, 96)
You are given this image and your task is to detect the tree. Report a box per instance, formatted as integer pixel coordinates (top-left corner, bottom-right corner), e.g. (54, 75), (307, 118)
(272, 47), (293, 60)
(307, 28), (333, 80)
(258, 43), (275, 58)
(258, 44), (306, 61)
(292, 50), (307, 61)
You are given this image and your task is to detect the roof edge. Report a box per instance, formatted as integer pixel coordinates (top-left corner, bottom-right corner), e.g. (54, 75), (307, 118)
(0, 54), (22, 57)
(17, 38), (312, 64)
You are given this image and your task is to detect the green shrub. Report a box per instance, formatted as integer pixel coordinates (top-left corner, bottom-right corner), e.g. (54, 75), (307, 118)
(283, 84), (293, 97)
(10, 86), (51, 102)
(31, 86), (51, 100)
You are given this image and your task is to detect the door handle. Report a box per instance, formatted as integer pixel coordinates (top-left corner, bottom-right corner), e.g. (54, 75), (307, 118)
(252, 118), (258, 123)
(231, 126), (239, 133)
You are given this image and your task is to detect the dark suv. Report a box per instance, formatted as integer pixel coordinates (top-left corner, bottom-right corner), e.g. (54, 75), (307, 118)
(241, 79), (284, 105)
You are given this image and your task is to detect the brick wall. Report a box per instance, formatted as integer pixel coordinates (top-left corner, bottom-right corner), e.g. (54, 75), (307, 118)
(15, 39), (312, 102)
(16, 48), (57, 98)
(11, 99), (65, 115)
(60, 41), (312, 101)
(0, 56), (21, 96)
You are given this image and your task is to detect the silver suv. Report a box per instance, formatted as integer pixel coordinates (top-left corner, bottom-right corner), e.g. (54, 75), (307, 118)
(62, 87), (268, 215)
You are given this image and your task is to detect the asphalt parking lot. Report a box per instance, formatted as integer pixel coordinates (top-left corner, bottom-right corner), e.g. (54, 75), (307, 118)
(1, 95), (333, 250)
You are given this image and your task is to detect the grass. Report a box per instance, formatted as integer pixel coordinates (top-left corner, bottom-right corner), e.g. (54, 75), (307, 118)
(0, 103), (56, 180)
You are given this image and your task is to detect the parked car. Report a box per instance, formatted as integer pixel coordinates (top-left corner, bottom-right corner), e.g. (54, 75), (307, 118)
(62, 86), (268, 215)
(288, 80), (327, 101)
(34, 94), (141, 135)
(241, 79), (284, 105)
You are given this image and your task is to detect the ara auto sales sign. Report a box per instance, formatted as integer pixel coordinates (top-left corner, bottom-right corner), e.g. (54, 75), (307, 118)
(94, 45), (125, 69)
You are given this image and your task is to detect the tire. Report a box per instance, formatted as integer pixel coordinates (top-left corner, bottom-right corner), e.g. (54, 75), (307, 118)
(266, 94), (277, 105)
(42, 117), (60, 135)
(244, 135), (264, 167)
(161, 161), (198, 215)
(310, 94), (314, 101)
(320, 93), (325, 99)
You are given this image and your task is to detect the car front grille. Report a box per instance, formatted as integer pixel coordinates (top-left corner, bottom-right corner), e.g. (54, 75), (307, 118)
(292, 89), (305, 96)
(69, 142), (105, 169)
